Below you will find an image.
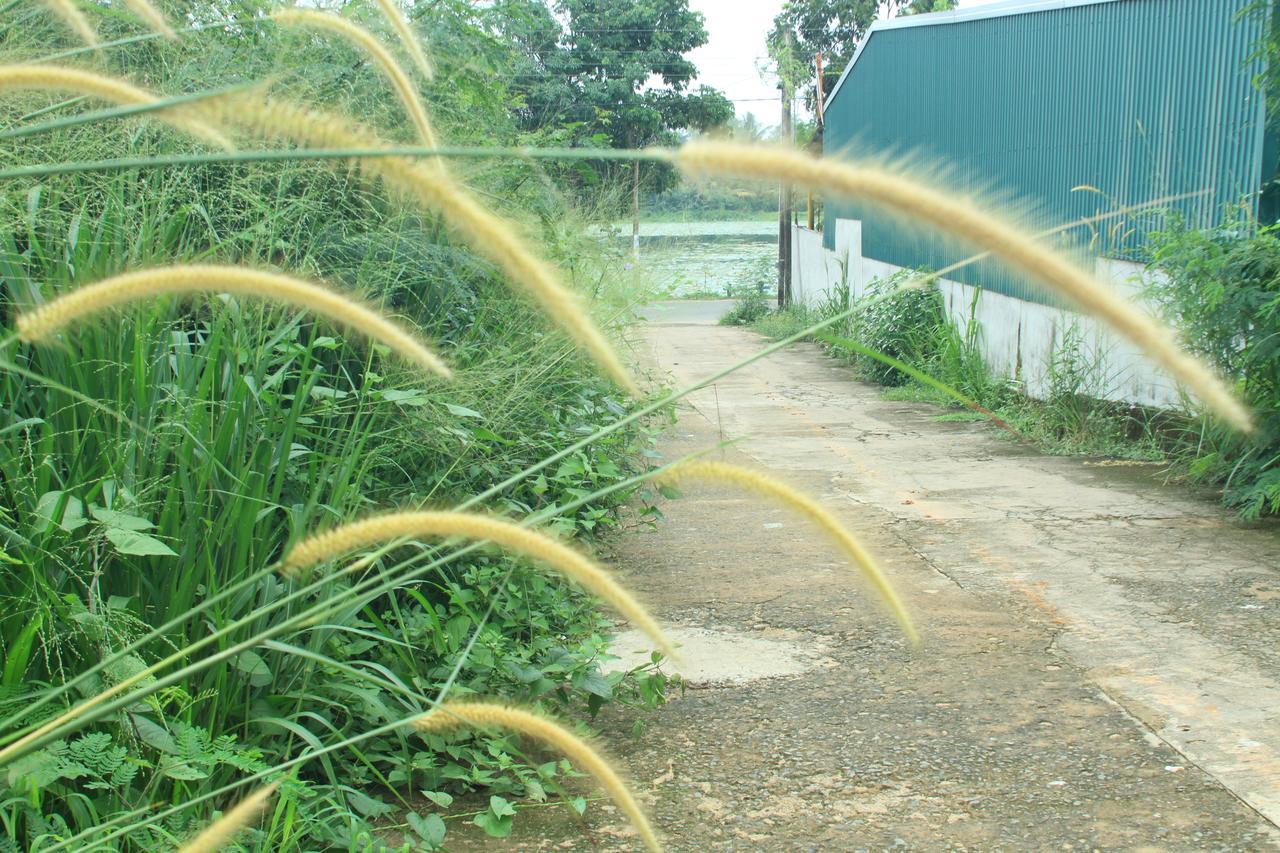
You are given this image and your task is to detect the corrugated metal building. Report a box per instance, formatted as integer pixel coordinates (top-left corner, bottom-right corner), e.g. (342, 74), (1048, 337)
(820, 0), (1276, 304)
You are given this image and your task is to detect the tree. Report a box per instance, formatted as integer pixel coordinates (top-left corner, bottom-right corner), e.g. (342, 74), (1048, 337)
(497, 0), (733, 234)
(728, 112), (773, 143)
(768, 0), (956, 112)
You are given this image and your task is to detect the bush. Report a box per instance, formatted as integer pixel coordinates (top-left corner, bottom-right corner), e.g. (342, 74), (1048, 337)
(836, 271), (947, 386)
(720, 287), (771, 326)
(1147, 218), (1280, 518)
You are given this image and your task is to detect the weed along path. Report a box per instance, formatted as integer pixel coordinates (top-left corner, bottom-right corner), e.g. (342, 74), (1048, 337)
(450, 303), (1280, 850)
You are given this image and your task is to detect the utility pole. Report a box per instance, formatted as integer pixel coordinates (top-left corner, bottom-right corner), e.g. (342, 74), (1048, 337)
(629, 132), (641, 260)
(631, 157), (641, 260)
(777, 30), (794, 308)
(808, 51), (824, 231)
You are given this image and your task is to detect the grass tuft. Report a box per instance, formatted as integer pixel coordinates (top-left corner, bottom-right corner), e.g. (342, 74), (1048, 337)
(283, 510), (675, 657)
(414, 701), (660, 852)
(675, 141), (1253, 434)
(15, 264), (453, 378)
(655, 459), (918, 644)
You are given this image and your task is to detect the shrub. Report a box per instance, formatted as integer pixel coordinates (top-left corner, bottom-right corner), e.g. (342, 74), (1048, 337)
(719, 287), (771, 326)
(843, 271), (946, 386)
(1147, 218), (1280, 518)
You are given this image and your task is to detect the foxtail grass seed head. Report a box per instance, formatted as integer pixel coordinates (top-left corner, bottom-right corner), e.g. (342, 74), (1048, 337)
(283, 510), (675, 658)
(272, 9), (438, 147)
(373, 0), (433, 80)
(40, 0), (98, 47)
(656, 459), (918, 645)
(15, 265), (452, 379)
(0, 65), (231, 148)
(675, 141), (1253, 433)
(178, 782), (279, 853)
(202, 94), (639, 394)
(120, 0), (177, 39)
(415, 702), (660, 852)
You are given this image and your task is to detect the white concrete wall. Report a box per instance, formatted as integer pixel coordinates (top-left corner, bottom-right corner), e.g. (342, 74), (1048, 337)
(790, 221), (1183, 409)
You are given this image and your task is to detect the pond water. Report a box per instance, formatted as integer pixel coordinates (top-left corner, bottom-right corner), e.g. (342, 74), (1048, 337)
(604, 220), (778, 298)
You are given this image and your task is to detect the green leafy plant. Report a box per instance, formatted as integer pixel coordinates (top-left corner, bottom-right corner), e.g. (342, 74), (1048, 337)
(1147, 216), (1280, 517)
(719, 284), (771, 326)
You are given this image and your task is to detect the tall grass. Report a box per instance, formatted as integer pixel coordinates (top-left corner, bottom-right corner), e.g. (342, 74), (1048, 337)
(0, 19), (664, 842)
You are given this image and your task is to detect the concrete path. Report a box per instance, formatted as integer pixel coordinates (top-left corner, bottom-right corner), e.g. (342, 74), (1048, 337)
(456, 303), (1280, 850)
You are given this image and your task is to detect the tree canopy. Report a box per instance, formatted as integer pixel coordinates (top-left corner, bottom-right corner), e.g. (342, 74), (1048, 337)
(769, 0), (956, 112)
(497, 0), (733, 201)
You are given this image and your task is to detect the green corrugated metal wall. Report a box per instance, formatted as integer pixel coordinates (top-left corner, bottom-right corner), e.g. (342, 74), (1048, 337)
(822, 0), (1274, 303)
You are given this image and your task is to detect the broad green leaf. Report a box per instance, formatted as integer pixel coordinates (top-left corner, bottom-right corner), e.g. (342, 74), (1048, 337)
(0, 417), (44, 438)
(381, 389), (432, 407)
(472, 427), (511, 444)
(309, 385), (350, 401)
(473, 810), (512, 838)
(577, 670), (613, 699)
(90, 507), (154, 530)
(7, 748), (63, 789)
(408, 812), (446, 847)
(444, 402), (483, 419)
(231, 650), (272, 687)
(104, 527), (177, 557)
(33, 491), (87, 533)
(489, 795), (516, 818)
(420, 790), (453, 808)
(131, 716), (178, 754)
(345, 789), (395, 818)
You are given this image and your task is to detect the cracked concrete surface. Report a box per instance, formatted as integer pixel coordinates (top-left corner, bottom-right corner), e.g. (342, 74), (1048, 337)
(446, 304), (1280, 851)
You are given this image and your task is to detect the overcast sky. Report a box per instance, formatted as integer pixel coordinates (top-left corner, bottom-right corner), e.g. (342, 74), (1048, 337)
(687, 0), (1006, 123)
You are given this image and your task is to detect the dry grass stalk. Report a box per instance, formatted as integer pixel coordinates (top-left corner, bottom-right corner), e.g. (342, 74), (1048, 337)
(272, 9), (438, 147)
(282, 510), (675, 657)
(15, 265), (452, 379)
(39, 0), (98, 48)
(655, 459), (918, 644)
(415, 701), (660, 852)
(0, 65), (231, 148)
(120, 0), (177, 39)
(675, 141), (1253, 433)
(199, 94), (638, 394)
(372, 0), (433, 80)
(178, 782), (279, 853)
